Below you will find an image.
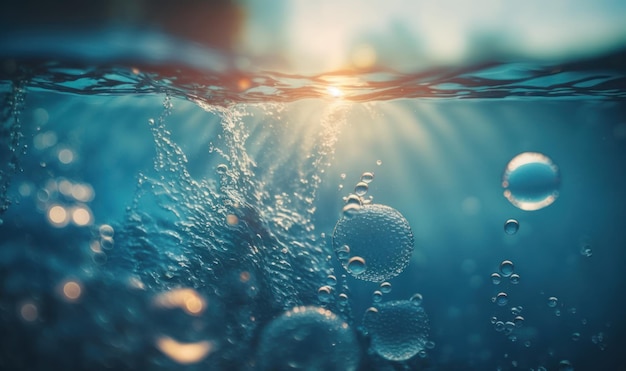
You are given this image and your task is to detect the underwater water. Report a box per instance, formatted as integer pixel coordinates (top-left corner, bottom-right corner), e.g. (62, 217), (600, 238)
(1, 30), (626, 371)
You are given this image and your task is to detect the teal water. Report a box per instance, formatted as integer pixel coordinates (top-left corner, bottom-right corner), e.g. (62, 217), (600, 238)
(1, 30), (626, 370)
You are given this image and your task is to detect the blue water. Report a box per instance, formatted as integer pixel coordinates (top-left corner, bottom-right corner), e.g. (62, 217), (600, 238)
(1, 30), (626, 370)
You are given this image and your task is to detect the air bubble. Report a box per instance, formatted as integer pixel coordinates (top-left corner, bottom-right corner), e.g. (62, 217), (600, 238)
(335, 245), (350, 261)
(502, 152), (560, 211)
(257, 306), (359, 371)
(580, 244), (593, 257)
(354, 182), (369, 196)
(216, 164), (228, 174)
(360, 172), (374, 183)
(318, 286), (333, 303)
(548, 297), (558, 308)
(504, 219), (519, 235)
(333, 204), (414, 282)
(379, 282), (392, 294)
(495, 292), (508, 306)
(509, 273), (520, 284)
(372, 290), (383, 303)
(499, 260), (514, 277)
(410, 293), (423, 305)
(326, 275), (337, 286)
(347, 257), (367, 275)
(362, 300), (430, 362)
(342, 203), (362, 218)
(491, 273), (502, 285)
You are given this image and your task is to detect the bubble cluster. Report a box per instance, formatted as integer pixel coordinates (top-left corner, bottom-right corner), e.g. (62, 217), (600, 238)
(502, 152), (560, 211)
(257, 306), (359, 371)
(363, 300), (430, 361)
(333, 204), (414, 282)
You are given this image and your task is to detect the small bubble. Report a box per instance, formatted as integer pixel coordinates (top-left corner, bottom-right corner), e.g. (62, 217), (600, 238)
(409, 293), (423, 305)
(511, 306), (523, 315)
(317, 286), (333, 303)
(338, 293), (349, 306)
(548, 297), (558, 308)
(509, 273), (520, 284)
(99, 224), (114, 238)
(491, 273), (502, 285)
(148, 118), (155, 125)
(326, 275), (337, 286)
(379, 282), (392, 294)
(568, 307), (577, 315)
(490, 316), (498, 324)
(216, 164), (228, 174)
(372, 290), (383, 303)
(376, 160), (382, 166)
(504, 219), (519, 235)
(100, 236), (114, 250)
(345, 194), (362, 206)
(524, 340), (531, 348)
(571, 332), (581, 341)
(335, 245), (350, 261)
(499, 260), (514, 277)
(342, 203), (362, 218)
(360, 172), (375, 183)
(580, 244), (593, 257)
(425, 340), (435, 350)
(513, 316), (524, 327)
(558, 359), (574, 371)
(555, 309), (561, 317)
(354, 182), (369, 196)
(418, 349), (427, 358)
(347, 256), (367, 275)
(494, 321), (505, 332)
(495, 292), (508, 306)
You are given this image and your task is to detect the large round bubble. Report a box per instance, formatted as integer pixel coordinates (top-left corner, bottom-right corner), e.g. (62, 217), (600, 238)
(332, 204), (414, 282)
(502, 152), (560, 211)
(363, 300), (430, 361)
(257, 306), (360, 371)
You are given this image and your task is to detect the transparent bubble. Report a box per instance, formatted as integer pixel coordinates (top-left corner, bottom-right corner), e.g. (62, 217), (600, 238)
(513, 316), (524, 327)
(345, 194), (362, 206)
(338, 293), (349, 306)
(354, 182), (369, 196)
(360, 172), (375, 183)
(494, 321), (505, 332)
(502, 152), (560, 211)
(548, 297), (558, 308)
(362, 300), (429, 362)
(257, 306), (359, 371)
(509, 273), (520, 285)
(524, 340), (531, 348)
(333, 204), (414, 282)
(425, 340), (435, 350)
(410, 293), (423, 305)
(342, 203), (362, 218)
(318, 286), (333, 303)
(572, 332), (581, 341)
(98, 224), (114, 238)
(418, 349), (427, 358)
(499, 260), (514, 277)
(376, 160), (383, 166)
(326, 275), (337, 286)
(372, 290), (383, 303)
(347, 257), (367, 275)
(511, 306), (523, 316)
(504, 219), (519, 235)
(580, 244), (593, 257)
(490, 316), (498, 324)
(491, 273), (502, 285)
(558, 360), (574, 371)
(335, 245), (350, 261)
(216, 164), (228, 174)
(495, 292), (508, 306)
(379, 282), (392, 294)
